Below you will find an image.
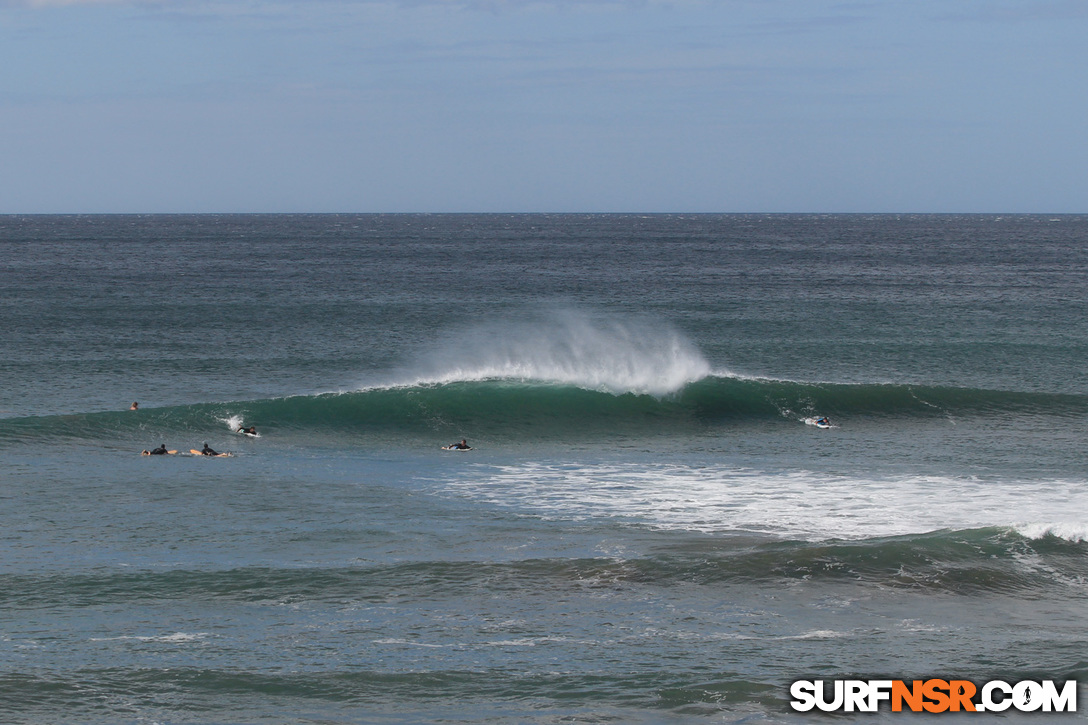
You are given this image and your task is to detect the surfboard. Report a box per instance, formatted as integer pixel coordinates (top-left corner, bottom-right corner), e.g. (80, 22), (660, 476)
(190, 449), (233, 457)
(237, 429), (260, 437)
(804, 418), (831, 429)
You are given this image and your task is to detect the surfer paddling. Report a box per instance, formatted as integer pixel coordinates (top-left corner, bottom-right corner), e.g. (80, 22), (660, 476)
(237, 426), (257, 436)
(142, 444), (175, 456)
(444, 439), (471, 450)
(190, 443), (232, 457)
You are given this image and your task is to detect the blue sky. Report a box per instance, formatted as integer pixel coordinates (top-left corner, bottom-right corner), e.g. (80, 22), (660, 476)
(1, 0), (1085, 213)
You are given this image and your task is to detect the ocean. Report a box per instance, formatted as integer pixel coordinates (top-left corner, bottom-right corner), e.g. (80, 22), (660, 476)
(0, 213), (1085, 723)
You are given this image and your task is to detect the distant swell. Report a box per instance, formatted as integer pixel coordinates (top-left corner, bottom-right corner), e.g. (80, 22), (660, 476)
(2, 377), (1087, 445)
(2, 528), (1084, 609)
(0, 667), (779, 716)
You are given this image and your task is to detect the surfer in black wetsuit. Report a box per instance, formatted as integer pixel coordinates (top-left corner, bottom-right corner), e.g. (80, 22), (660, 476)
(450, 439), (471, 450)
(200, 443), (219, 456)
(143, 444), (169, 455)
(238, 426), (257, 435)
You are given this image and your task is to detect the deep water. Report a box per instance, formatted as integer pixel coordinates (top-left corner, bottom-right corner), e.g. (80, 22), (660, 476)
(1, 214), (1086, 723)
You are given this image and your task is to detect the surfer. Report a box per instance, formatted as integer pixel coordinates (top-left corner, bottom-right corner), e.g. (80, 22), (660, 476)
(238, 426), (257, 435)
(200, 443), (220, 456)
(130, 402), (139, 411)
(448, 439), (471, 450)
(143, 444), (170, 455)
(816, 416), (830, 427)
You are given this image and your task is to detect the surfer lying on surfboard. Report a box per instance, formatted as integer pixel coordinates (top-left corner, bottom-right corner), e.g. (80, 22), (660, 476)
(237, 426), (258, 436)
(188, 444), (233, 457)
(141, 443), (231, 456)
(195, 443), (232, 457)
(443, 439), (472, 450)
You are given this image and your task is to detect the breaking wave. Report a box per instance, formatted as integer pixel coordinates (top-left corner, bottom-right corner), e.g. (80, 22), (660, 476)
(2, 376), (1086, 446)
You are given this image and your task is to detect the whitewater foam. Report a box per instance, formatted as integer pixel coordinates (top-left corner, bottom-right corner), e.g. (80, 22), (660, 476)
(441, 463), (1088, 543)
(90, 633), (209, 643)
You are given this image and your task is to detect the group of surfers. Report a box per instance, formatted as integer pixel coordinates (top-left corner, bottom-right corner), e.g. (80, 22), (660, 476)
(143, 442), (226, 457)
(145, 434), (469, 455)
(135, 395), (838, 455)
(135, 400), (471, 454)
(135, 400), (258, 456)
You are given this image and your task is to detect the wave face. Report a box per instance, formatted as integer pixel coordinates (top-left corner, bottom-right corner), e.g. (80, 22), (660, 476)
(2, 375), (1087, 445)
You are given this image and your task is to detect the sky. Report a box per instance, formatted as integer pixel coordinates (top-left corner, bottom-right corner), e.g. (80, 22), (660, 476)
(1, 0), (1086, 213)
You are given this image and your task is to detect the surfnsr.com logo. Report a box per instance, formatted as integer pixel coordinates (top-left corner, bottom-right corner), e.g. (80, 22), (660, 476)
(790, 679), (1078, 713)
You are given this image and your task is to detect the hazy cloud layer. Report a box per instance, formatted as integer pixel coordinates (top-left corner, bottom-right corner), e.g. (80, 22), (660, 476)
(2, 0), (1086, 212)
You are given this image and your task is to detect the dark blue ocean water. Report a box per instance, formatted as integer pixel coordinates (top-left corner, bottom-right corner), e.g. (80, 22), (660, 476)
(1, 214), (1086, 723)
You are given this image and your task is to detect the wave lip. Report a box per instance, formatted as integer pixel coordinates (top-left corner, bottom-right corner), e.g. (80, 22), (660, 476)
(1014, 522), (1088, 543)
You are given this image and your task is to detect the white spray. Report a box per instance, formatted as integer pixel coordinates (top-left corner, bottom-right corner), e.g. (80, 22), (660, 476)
(399, 308), (712, 397)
